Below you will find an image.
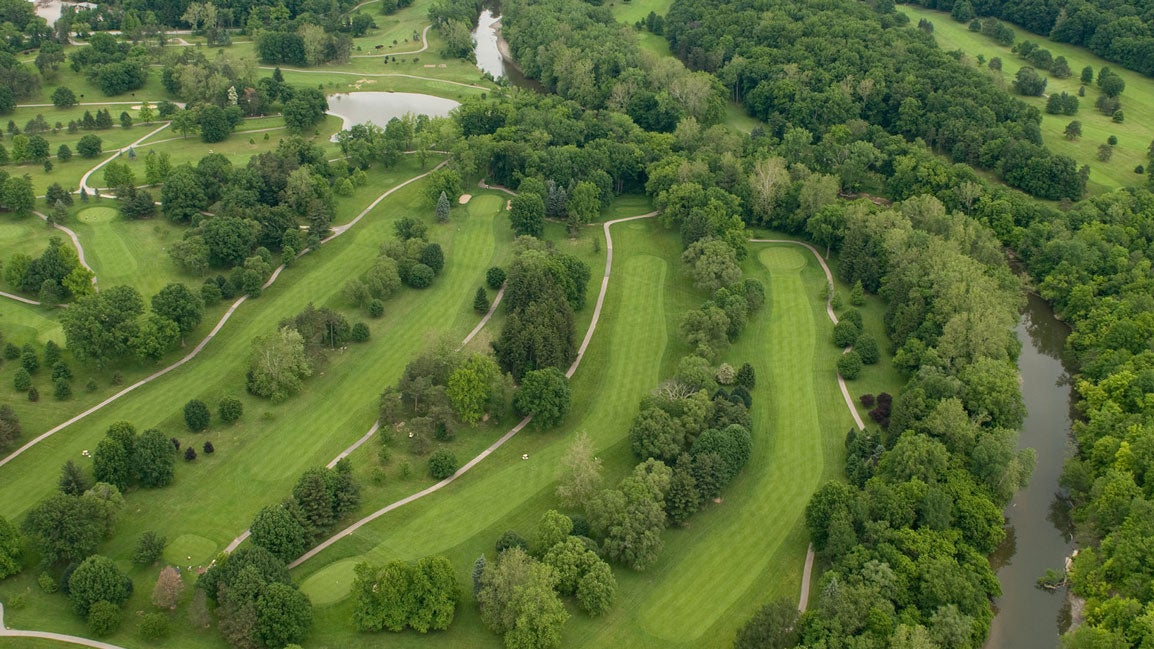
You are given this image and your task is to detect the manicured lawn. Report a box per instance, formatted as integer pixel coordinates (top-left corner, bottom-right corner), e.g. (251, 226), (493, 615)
(0, 177), (517, 648)
(70, 206), (192, 297)
(275, 225), (854, 649)
(900, 4), (1154, 194)
(0, 213), (77, 274)
(609, 0), (675, 24)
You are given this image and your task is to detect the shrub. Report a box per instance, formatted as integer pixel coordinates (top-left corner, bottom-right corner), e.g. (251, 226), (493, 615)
(735, 363), (756, 389)
(218, 396), (243, 424)
(87, 600), (122, 636)
(13, 367), (31, 391)
(496, 530), (528, 553)
(54, 378), (72, 400)
(367, 298), (385, 318)
(860, 394), (876, 408)
(203, 441), (214, 454)
(184, 447), (197, 461)
(350, 323), (370, 342)
(837, 351), (863, 380)
(832, 320), (860, 348)
(39, 572), (58, 593)
(132, 531), (166, 565)
(28, 386), (39, 402)
(486, 266), (506, 289)
(86, 378), (98, 392)
(428, 448), (459, 479)
(406, 263), (435, 288)
(138, 612), (170, 641)
(854, 333), (880, 365)
(184, 399), (210, 431)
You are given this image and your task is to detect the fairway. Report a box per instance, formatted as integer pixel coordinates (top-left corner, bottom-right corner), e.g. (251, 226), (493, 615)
(273, 227), (852, 649)
(71, 206), (191, 297)
(900, 3), (1154, 194)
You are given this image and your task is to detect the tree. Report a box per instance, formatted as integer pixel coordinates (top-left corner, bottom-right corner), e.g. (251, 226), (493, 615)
(509, 193), (545, 237)
(682, 239), (741, 292)
(247, 327), (313, 402)
(57, 144), (72, 161)
(198, 105), (233, 143)
(1081, 66), (1094, 84)
(735, 599), (800, 649)
(587, 478), (666, 570)
(119, 112), (133, 129)
(435, 191), (450, 223)
(1013, 67), (1047, 96)
(69, 555), (133, 616)
(0, 515), (20, 579)
(256, 582), (313, 648)
(473, 286), (490, 314)
(1065, 120), (1083, 140)
(1100, 74), (1125, 98)
(61, 285), (145, 365)
(531, 510), (573, 557)
(1098, 144), (1114, 162)
(514, 367), (571, 428)
(12, 367), (30, 391)
(250, 504), (309, 563)
(51, 87), (76, 109)
(629, 406), (684, 463)
(487, 267), (506, 289)
(139, 612), (170, 641)
(566, 181), (600, 231)
(135, 428), (176, 488)
(665, 455), (701, 526)
(477, 548), (568, 648)
(428, 449), (459, 479)
(184, 446), (196, 461)
(58, 459), (90, 496)
(152, 565), (184, 609)
(833, 319), (860, 347)
(557, 432), (603, 509)
(183, 399), (211, 431)
(133, 531), (167, 566)
(4, 175), (35, 216)
(576, 560), (616, 615)
(837, 351), (863, 379)
(161, 166), (209, 224)
(77, 135), (103, 158)
(283, 88), (328, 133)
(152, 283), (204, 338)
(219, 396), (243, 423)
(22, 493), (105, 565)
(409, 555), (460, 632)
(94, 429), (135, 491)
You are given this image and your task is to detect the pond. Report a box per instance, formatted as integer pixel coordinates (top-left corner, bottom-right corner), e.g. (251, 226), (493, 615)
(325, 92), (461, 133)
(985, 293), (1075, 649)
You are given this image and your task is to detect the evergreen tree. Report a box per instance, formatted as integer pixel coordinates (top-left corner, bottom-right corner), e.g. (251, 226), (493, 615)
(473, 287), (490, 314)
(435, 191), (450, 223)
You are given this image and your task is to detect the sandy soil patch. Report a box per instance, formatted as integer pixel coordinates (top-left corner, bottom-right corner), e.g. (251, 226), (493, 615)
(459, 193), (472, 204)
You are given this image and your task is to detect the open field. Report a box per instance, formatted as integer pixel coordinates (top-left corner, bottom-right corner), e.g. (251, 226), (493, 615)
(900, 3), (1154, 194)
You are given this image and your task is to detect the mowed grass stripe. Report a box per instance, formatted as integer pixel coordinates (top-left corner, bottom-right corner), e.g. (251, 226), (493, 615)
(0, 182), (504, 552)
(296, 251), (670, 588)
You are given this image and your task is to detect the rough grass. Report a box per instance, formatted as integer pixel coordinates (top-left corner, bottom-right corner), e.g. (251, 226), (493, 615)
(899, 3), (1154, 194)
(609, 0), (675, 25)
(71, 206), (191, 297)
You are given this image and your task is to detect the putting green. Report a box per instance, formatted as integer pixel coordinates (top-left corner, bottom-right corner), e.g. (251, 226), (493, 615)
(760, 246), (808, 271)
(300, 558), (360, 605)
(76, 206), (118, 223)
(163, 534), (218, 566)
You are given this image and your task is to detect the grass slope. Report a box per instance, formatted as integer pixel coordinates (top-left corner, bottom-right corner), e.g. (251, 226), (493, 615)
(900, 3), (1154, 194)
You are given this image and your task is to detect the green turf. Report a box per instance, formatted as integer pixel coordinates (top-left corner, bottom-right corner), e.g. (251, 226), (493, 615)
(899, 3), (1154, 194)
(609, 0), (674, 25)
(70, 206), (192, 297)
(0, 213), (78, 279)
(163, 534), (219, 567)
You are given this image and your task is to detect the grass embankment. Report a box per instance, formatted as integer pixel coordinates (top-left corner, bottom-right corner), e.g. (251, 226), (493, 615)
(900, 3), (1154, 194)
(278, 223), (854, 649)
(0, 175), (514, 646)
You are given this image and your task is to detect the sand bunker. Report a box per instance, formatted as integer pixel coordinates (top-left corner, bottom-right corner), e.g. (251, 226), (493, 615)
(459, 193), (472, 205)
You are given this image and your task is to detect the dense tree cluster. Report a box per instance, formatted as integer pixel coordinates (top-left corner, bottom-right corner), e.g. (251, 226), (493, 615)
(22, 482), (124, 566)
(999, 187), (1154, 645)
(4, 236), (92, 303)
(909, 0), (1154, 78)
(197, 546), (313, 649)
(248, 460), (360, 563)
(492, 238), (590, 381)
(352, 555), (459, 633)
(663, 0), (1085, 200)
(92, 421), (177, 490)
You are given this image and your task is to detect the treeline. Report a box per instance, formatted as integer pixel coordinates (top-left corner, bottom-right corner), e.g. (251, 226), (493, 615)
(663, 0), (1086, 200)
(908, 0), (1154, 77)
(1011, 187), (1154, 646)
(500, 0), (726, 130)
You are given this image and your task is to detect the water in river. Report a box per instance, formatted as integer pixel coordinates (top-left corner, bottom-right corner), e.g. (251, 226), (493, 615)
(473, 9), (505, 79)
(986, 293), (1075, 649)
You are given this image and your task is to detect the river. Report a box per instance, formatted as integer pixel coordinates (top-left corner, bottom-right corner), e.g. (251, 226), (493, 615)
(470, 7), (542, 90)
(986, 293), (1075, 649)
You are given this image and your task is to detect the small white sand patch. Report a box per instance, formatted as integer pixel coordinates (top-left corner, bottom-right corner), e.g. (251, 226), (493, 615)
(424, 64), (436, 68)
(458, 193), (472, 205)
(505, 199), (511, 211)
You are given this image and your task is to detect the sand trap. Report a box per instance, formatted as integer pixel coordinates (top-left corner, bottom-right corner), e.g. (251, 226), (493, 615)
(506, 199), (511, 211)
(458, 193), (472, 205)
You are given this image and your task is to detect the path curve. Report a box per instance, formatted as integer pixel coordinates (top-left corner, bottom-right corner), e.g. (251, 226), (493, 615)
(0, 602), (129, 649)
(257, 66), (489, 90)
(287, 211), (658, 569)
(224, 281), (506, 554)
(353, 25), (430, 58)
(34, 210), (97, 289)
(0, 162), (450, 470)
(478, 178), (516, 196)
(78, 122), (172, 194)
(749, 238), (867, 613)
